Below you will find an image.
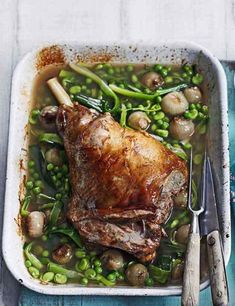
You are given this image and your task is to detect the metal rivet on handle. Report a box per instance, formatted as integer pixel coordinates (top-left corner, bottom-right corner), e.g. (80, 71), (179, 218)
(208, 236), (215, 246)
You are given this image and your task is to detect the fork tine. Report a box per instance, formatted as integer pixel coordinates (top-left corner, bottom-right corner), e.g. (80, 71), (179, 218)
(187, 147), (193, 211)
(200, 150), (207, 210)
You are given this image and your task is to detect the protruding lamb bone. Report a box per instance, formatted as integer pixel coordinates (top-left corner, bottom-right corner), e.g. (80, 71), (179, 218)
(47, 77), (73, 107)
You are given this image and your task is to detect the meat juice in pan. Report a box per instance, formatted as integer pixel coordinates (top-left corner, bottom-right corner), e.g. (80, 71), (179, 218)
(22, 63), (209, 286)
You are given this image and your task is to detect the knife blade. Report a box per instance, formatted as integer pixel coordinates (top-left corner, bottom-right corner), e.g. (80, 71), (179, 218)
(200, 157), (219, 236)
(200, 157), (229, 306)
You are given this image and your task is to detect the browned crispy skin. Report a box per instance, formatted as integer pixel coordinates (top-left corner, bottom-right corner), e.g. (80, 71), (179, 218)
(57, 104), (188, 261)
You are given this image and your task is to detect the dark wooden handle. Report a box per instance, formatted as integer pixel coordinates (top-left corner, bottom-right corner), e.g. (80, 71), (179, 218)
(182, 232), (200, 306)
(207, 230), (229, 306)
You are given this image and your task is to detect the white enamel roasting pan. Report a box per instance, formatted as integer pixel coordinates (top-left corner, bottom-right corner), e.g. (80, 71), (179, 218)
(2, 42), (230, 295)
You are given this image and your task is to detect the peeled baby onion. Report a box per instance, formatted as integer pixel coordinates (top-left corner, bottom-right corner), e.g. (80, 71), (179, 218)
(161, 92), (188, 116)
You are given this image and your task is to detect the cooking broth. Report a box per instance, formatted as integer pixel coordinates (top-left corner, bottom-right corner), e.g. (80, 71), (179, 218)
(22, 62), (208, 286)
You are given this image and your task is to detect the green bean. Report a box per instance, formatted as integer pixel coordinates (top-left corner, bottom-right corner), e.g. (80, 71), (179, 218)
(54, 273), (68, 284)
(69, 63), (120, 114)
(41, 272), (55, 282)
(84, 268), (96, 279)
(109, 83), (188, 100)
(48, 225), (83, 248)
(29, 109), (40, 125)
(75, 249), (87, 259)
(48, 262), (82, 279)
(153, 111), (165, 121)
(69, 85), (81, 95)
(28, 266), (40, 279)
(33, 245), (43, 256)
(21, 195), (32, 217)
(120, 104), (127, 127)
(156, 129), (169, 138)
(38, 133), (63, 145)
(76, 258), (90, 271)
(24, 242), (43, 270)
(96, 274), (116, 286)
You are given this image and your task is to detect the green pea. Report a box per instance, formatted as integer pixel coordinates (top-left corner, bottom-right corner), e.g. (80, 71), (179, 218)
(155, 96), (162, 103)
(96, 64), (103, 70)
(26, 180), (34, 190)
(145, 277), (154, 286)
(117, 273), (124, 281)
(47, 163), (54, 171)
(198, 124), (207, 134)
(202, 105), (208, 114)
(170, 219), (179, 229)
(153, 111), (165, 121)
(144, 88), (152, 94)
(25, 260), (32, 268)
(127, 65), (134, 72)
(183, 111), (191, 119)
(183, 64), (193, 74)
(54, 273), (68, 284)
(131, 74), (138, 83)
(108, 68), (114, 75)
(54, 166), (59, 173)
(164, 116), (170, 123)
(160, 68), (168, 77)
(156, 129), (169, 138)
(173, 143), (181, 148)
(85, 78), (93, 85)
(29, 168), (35, 175)
(95, 266), (103, 274)
(103, 63), (112, 69)
(151, 124), (157, 132)
(55, 193), (62, 200)
(28, 266), (40, 279)
(75, 258), (90, 271)
(138, 105), (145, 110)
(28, 160), (35, 168)
(42, 250), (49, 257)
(156, 119), (164, 127)
(196, 103), (202, 110)
(81, 85), (87, 91)
(126, 102), (132, 109)
(56, 173), (63, 179)
(84, 268), (96, 279)
(193, 154), (203, 165)
(69, 86), (82, 95)
(192, 73), (203, 85)
(41, 235), (48, 242)
(161, 122), (169, 130)
(35, 180), (43, 188)
(182, 72), (188, 79)
(33, 173), (40, 180)
(165, 143), (171, 149)
(80, 277), (89, 285)
(33, 186), (41, 195)
(94, 259), (102, 267)
(167, 66), (172, 73)
(85, 89), (91, 96)
(198, 112), (206, 120)
(42, 272), (54, 282)
(107, 272), (116, 282)
(164, 76), (173, 84)
(119, 84), (125, 89)
(75, 249), (87, 259)
(52, 175), (57, 183)
(154, 64), (163, 72)
(189, 103), (196, 110)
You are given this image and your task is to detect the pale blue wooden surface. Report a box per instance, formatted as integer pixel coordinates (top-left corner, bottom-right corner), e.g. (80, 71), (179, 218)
(18, 62), (235, 306)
